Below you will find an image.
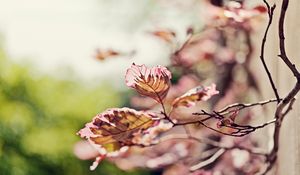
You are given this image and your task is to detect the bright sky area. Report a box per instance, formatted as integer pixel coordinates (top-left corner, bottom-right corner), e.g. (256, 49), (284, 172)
(0, 0), (200, 86)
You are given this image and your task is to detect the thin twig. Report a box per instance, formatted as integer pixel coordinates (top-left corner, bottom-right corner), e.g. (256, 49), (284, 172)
(260, 1), (280, 102)
(180, 104), (277, 137)
(215, 98), (279, 114)
(190, 148), (225, 171)
(144, 81), (175, 124)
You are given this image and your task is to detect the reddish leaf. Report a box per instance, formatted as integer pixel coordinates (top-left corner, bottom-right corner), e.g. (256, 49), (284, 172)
(172, 84), (219, 108)
(216, 110), (239, 128)
(150, 30), (176, 43)
(253, 5), (267, 13)
(229, 110), (239, 121)
(216, 118), (232, 128)
(125, 63), (172, 102)
(77, 108), (158, 156)
(95, 48), (119, 61)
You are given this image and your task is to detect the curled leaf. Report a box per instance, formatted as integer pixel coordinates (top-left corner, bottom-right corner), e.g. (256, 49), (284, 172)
(125, 63), (172, 102)
(95, 48), (119, 61)
(216, 118), (233, 128)
(228, 109), (239, 121)
(216, 110), (239, 128)
(150, 30), (176, 43)
(172, 84), (219, 108)
(77, 108), (158, 157)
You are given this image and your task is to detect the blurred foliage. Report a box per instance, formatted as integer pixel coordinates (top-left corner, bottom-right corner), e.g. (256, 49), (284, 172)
(0, 46), (150, 175)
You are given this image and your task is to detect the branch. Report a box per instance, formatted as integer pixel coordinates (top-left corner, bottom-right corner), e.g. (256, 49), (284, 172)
(149, 84), (175, 125)
(189, 134), (269, 172)
(178, 108), (276, 137)
(190, 148), (225, 171)
(196, 118), (276, 137)
(278, 0), (300, 78)
(177, 98), (279, 137)
(215, 98), (279, 115)
(260, 1), (280, 102)
(282, 97), (296, 116)
(266, 82), (300, 173)
(262, 0), (300, 174)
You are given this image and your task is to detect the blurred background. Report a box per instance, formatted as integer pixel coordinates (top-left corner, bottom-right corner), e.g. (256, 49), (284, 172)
(2, 0), (300, 174)
(0, 0), (202, 174)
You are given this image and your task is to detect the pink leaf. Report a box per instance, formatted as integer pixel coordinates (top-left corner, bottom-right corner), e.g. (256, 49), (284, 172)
(125, 63), (172, 102)
(77, 108), (158, 158)
(172, 84), (219, 108)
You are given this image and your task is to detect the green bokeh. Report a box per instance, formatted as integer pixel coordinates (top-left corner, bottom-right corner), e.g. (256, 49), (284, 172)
(0, 47), (150, 175)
